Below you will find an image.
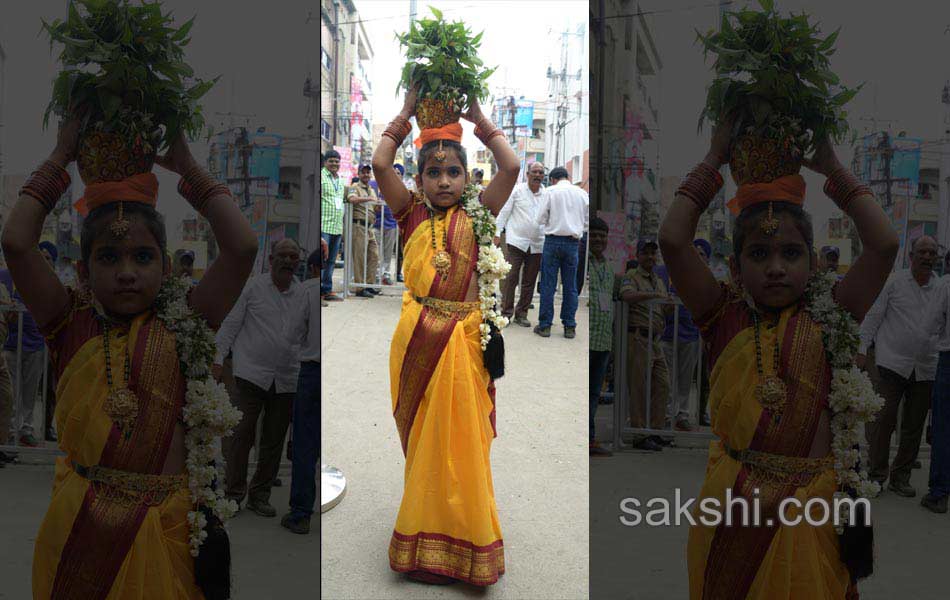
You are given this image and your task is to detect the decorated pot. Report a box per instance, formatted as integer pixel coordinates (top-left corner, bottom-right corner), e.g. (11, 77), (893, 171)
(728, 134), (802, 186)
(416, 97), (462, 130)
(77, 130), (156, 185)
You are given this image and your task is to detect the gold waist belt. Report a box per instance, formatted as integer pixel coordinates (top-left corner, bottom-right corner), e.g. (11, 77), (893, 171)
(72, 461), (188, 506)
(723, 445), (834, 486)
(414, 295), (481, 319)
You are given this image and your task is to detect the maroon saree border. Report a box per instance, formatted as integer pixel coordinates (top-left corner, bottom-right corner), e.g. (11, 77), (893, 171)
(389, 530), (505, 586)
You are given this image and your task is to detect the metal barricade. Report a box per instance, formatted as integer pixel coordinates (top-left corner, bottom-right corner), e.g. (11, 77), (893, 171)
(0, 304), (58, 456)
(611, 296), (715, 449)
(341, 201), (407, 299)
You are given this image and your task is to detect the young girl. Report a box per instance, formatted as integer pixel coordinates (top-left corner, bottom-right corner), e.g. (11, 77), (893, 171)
(371, 87), (520, 586)
(659, 119), (899, 599)
(2, 113), (258, 599)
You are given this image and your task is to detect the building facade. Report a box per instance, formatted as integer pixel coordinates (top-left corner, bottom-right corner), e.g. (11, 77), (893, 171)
(545, 21), (589, 190)
(591, 1), (662, 272)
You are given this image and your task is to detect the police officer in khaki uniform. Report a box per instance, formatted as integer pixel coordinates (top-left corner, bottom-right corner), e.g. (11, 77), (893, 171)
(347, 164), (381, 298)
(620, 239), (673, 451)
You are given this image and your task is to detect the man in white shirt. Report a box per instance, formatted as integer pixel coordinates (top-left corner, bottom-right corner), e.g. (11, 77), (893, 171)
(859, 235), (941, 498)
(281, 248), (323, 533)
(535, 166), (589, 339)
(921, 272), (950, 512)
(495, 161), (545, 327)
(214, 238), (303, 517)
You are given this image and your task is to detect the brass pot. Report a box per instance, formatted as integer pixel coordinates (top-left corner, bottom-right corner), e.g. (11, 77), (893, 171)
(77, 130), (156, 185)
(728, 134), (801, 186)
(416, 97), (462, 130)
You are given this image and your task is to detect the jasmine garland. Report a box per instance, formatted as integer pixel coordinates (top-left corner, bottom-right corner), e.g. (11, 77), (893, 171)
(156, 276), (242, 556)
(461, 183), (511, 349)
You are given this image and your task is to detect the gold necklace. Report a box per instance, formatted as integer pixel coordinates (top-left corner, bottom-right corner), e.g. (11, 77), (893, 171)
(428, 205), (452, 278)
(100, 317), (138, 438)
(752, 310), (787, 421)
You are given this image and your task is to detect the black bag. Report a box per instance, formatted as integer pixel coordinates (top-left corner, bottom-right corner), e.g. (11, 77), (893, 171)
(482, 321), (505, 379)
(194, 506), (232, 599)
(837, 487), (874, 583)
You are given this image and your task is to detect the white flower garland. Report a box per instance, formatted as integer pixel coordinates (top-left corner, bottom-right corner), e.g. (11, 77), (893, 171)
(803, 271), (885, 531)
(156, 276), (242, 557)
(460, 183), (511, 349)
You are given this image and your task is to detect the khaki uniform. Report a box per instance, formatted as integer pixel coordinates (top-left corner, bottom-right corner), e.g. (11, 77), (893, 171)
(347, 182), (380, 287)
(619, 267), (671, 430)
(0, 287), (13, 440)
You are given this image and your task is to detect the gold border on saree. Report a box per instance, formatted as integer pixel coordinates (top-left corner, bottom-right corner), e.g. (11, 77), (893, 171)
(724, 445), (834, 485)
(72, 461), (188, 506)
(414, 296), (480, 319)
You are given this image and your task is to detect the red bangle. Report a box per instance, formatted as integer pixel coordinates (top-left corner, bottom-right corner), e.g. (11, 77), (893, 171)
(677, 162), (723, 211)
(824, 167), (871, 213)
(20, 160), (70, 213)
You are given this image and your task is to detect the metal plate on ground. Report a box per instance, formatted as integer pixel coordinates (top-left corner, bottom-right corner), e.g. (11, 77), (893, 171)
(321, 464), (346, 513)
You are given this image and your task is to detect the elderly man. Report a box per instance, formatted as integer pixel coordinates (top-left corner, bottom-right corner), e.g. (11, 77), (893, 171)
(320, 150), (345, 301)
(535, 166), (589, 339)
(620, 239), (673, 451)
(347, 164), (380, 298)
(495, 161), (545, 327)
(215, 238), (303, 516)
(860, 235), (941, 497)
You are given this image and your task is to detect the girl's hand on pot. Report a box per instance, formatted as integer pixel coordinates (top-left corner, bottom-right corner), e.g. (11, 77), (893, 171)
(155, 134), (199, 176)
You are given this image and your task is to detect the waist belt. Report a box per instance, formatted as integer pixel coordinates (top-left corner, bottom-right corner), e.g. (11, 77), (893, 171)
(723, 444), (834, 486)
(71, 461), (188, 506)
(628, 326), (660, 338)
(414, 296), (481, 319)
(353, 218), (374, 227)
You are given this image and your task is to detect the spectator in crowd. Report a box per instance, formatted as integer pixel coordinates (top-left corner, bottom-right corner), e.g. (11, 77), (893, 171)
(819, 245), (841, 276)
(281, 248), (323, 533)
(859, 235), (941, 497)
(320, 150), (345, 301)
(656, 239), (710, 432)
(535, 166), (589, 339)
(577, 230), (588, 295)
(472, 168), (485, 191)
(922, 270), (950, 512)
(588, 217), (614, 457)
(214, 238), (303, 516)
(0, 282), (14, 465)
(495, 161), (545, 327)
(620, 239), (672, 451)
(347, 164), (381, 298)
(379, 165), (403, 285)
(0, 243), (53, 447)
(175, 249), (198, 284)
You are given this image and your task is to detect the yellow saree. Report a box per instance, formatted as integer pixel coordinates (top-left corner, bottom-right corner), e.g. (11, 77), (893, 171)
(33, 291), (201, 600)
(387, 199), (505, 586)
(687, 285), (854, 600)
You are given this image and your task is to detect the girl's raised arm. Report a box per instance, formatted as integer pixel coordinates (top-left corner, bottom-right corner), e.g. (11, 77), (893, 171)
(0, 119), (76, 329)
(372, 88), (417, 215)
(463, 100), (519, 216)
(159, 136), (259, 329)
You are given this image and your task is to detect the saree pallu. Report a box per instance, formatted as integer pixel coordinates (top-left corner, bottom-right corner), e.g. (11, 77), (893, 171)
(388, 200), (505, 586)
(33, 291), (201, 600)
(686, 285), (853, 600)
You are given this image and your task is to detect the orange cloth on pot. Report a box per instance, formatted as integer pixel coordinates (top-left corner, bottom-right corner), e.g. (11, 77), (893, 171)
(73, 173), (159, 217)
(413, 122), (464, 148)
(726, 174), (806, 216)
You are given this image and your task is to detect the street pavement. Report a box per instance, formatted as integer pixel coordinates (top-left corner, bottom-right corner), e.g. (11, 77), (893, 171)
(0, 458), (318, 599)
(321, 286), (589, 599)
(591, 403), (950, 600)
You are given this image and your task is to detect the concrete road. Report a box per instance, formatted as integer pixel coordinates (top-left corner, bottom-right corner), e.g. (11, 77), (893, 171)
(0, 459), (318, 599)
(590, 403), (950, 600)
(321, 288), (589, 600)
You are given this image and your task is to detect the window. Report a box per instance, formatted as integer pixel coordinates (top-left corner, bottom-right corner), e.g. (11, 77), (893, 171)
(321, 119), (331, 141)
(624, 17), (633, 51)
(321, 48), (332, 71)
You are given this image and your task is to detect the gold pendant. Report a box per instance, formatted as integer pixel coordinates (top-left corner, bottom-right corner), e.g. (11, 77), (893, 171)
(104, 388), (139, 434)
(432, 250), (452, 278)
(755, 375), (787, 416)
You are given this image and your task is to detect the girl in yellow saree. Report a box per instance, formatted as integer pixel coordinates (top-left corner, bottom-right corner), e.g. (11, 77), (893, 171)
(3, 115), (258, 599)
(372, 87), (520, 586)
(658, 120), (898, 599)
